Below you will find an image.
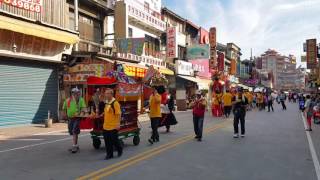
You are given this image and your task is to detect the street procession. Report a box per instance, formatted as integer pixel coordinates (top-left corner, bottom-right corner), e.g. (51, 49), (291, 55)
(1, 0), (320, 179)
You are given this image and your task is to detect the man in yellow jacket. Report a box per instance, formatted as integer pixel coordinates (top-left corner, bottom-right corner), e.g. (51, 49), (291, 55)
(102, 88), (123, 160)
(148, 88), (162, 145)
(222, 90), (233, 118)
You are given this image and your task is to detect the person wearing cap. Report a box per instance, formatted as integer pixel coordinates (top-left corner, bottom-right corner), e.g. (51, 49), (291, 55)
(63, 88), (86, 153)
(192, 91), (207, 141)
(232, 88), (248, 138)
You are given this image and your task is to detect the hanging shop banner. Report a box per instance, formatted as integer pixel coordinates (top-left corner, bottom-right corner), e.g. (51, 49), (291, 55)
(190, 59), (211, 78)
(230, 59), (237, 75)
(199, 27), (209, 44)
(244, 79), (259, 86)
(306, 39), (317, 69)
(217, 51), (225, 71)
(186, 44), (210, 60)
(166, 27), (177, 58)
(2, 0), (43, 13)
(175, 60), (193, 76)
(63, 73), (95, 83)
(123, 65), (147, 78)
(301, 55), (306, 62)
(118, 83), (142, 97)
(116, 38), (145, 56)
(68, 64), (106, 77)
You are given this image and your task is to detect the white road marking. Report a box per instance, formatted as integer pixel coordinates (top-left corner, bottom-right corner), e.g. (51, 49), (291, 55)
(301, 113), (320, 180)
(33, 130), (68, 136)
(6, 138), (44, 141)
(0, 134), (89, 154)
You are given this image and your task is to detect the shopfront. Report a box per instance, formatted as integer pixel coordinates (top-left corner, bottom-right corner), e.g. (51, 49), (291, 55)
(0, 16), (79, 127)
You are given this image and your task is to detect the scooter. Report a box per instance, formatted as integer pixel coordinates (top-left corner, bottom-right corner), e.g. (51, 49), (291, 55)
(299, 100), (305, 112)
(313, 106), (320, 124)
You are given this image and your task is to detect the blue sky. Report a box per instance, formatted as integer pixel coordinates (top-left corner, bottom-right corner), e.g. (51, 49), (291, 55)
(162, 0), (320, 65)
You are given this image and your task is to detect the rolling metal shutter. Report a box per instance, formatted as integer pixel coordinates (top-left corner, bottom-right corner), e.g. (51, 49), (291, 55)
(0, 59), (58, 127)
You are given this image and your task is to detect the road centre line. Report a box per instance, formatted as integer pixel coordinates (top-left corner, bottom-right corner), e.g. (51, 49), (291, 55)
(77, 121), (230, 180)
(301, 113), (320, 180)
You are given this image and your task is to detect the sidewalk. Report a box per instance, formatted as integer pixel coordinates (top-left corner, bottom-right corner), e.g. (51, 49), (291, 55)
(0, 113), (152, 141)
(0, 123), (68, 141)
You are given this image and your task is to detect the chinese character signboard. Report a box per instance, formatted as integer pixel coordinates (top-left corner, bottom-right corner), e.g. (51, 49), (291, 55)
(306, 39), (317, 69)
(190, 60), (211, 78)
(217, 51), (225, 71)
(175, 60), (193, 76)
(167, 27), (177, 58)
(209, 27), (217, 70)
(186, 44), (210, 60)
(116, 38), (145, 56)
(230, 59), (237, 75)
(2, 0), (42, 13)
(199, 27), (209, 44)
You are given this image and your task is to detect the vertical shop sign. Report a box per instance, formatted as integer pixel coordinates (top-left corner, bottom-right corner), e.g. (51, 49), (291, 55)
(209, 27), (217, 70)
(167, 27), (177, 58)
(306, 39), (317, 69)
(217, 51), (225, 71)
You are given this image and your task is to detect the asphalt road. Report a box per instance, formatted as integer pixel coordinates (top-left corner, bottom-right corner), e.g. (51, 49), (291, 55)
(0, 102), (318, 180)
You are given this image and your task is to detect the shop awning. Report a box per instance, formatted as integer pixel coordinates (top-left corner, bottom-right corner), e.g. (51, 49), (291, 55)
(0, 15), (79, 44)
(237, 83), (250, 90)
(97, 57), (174, 76)
(154, 66), (174, 75)
(178, 75), (212, 90)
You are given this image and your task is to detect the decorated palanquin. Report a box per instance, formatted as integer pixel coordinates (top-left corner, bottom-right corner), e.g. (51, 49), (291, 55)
(211, 71), (223, 117)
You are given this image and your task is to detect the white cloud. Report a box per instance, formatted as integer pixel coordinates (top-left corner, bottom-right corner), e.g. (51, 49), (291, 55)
(164, 0), (320, 66)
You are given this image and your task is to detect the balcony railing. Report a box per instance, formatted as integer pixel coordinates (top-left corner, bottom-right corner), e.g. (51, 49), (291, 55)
(79, 40), (113, 55)
(116, 53), (166, 67)
(127, 4), (166, 32)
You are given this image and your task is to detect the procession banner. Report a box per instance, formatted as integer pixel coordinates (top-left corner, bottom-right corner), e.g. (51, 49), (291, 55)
(118, 83), (142, 97)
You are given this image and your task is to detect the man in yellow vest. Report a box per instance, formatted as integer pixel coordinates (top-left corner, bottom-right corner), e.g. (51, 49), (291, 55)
(148, 88), (162, 145)
(102, 88), (123, 160)
(222, 90), (233, 118)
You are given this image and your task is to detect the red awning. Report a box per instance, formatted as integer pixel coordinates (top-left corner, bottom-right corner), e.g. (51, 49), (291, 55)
(87, 76), (117, 85)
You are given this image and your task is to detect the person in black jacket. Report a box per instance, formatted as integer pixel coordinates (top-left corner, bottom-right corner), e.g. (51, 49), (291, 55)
(165, 93), (176, 132)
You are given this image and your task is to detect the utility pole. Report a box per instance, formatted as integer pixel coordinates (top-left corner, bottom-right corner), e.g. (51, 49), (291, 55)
(74, 0), (79, 51)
